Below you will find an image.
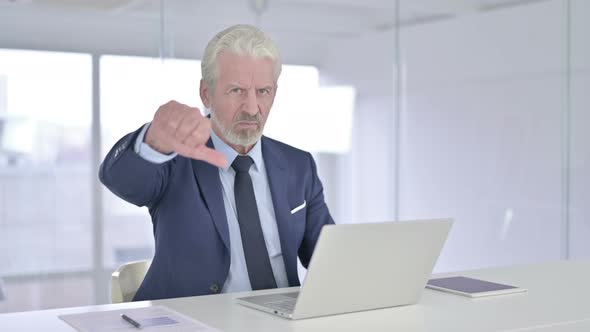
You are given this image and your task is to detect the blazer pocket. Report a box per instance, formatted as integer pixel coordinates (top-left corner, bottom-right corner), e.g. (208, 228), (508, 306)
(290, 200), (306, 215)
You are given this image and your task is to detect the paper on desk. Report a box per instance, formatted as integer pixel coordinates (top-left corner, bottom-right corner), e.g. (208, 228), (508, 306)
(59, 305), (221, 332)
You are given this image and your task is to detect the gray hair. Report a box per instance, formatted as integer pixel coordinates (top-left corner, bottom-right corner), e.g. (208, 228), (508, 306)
(201, 24), (282, 90)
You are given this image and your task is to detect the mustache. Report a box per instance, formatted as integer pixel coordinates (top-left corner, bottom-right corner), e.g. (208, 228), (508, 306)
(233, 112), (263, 124)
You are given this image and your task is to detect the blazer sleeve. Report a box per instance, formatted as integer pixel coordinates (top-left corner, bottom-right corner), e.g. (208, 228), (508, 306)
(298, 153), (335, 267)
(99, 126), (175, 209)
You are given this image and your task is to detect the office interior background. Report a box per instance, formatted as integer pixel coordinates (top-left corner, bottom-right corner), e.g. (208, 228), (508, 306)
(0, 0), (588, 313)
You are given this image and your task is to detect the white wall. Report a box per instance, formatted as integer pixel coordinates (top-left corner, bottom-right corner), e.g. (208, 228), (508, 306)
(399, 0), (589, 272)
(315, 2), (589, 270)
(316, 94), (397, 224)
(316, 30), (397, 224)
(569, 0), (590, 259)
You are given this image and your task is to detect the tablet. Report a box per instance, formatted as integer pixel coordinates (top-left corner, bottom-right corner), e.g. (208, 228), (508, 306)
(426, 276), (527, 298)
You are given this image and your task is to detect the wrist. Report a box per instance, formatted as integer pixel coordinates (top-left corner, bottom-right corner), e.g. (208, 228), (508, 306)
(144, 127), (174, 155)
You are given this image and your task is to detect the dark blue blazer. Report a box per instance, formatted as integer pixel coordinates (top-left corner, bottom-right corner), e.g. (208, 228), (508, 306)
(99, 127), (335, 301)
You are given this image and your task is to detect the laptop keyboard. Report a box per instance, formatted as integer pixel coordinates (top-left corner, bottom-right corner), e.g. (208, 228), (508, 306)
(264, 299), (297, 313)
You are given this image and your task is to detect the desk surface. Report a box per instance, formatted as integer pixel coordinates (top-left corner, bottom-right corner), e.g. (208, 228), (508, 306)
(1, 260), (590, 332)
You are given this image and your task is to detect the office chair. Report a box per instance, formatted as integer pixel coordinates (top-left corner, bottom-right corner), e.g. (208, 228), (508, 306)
(111, 260), (151, 303)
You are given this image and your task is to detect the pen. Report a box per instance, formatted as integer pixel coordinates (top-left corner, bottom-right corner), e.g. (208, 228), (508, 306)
(121, 313), (142, 329)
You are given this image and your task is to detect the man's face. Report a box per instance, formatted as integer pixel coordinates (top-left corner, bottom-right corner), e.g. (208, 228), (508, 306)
(201, 51), (277, 148)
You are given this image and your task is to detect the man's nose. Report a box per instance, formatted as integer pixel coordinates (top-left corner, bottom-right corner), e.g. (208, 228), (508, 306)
(243, 89), (259, 115)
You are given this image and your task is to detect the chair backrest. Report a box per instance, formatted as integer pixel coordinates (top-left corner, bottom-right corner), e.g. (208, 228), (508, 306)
(111, 260), (151, 303)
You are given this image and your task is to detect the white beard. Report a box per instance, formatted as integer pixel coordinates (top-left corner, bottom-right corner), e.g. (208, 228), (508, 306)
(210, 108), (264, 147)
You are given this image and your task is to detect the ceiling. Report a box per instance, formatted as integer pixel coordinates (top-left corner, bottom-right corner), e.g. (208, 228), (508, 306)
(1, 0), (549, 28)
(0, 0), (550, 66)
(0, 0), (554, 95)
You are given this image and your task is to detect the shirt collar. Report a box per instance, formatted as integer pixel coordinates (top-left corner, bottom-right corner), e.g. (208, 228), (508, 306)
(210, 129), (263, 172)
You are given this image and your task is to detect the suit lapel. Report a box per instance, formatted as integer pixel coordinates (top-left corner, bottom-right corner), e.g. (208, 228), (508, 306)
(262, 137), (299, 286)
(191, 139), (230, 251)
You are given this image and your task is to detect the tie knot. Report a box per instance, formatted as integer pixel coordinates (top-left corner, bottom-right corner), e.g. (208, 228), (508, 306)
(232, 155), (254, 173)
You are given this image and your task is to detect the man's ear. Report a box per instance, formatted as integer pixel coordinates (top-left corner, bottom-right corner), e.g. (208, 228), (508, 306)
(200, 79), (211, 108)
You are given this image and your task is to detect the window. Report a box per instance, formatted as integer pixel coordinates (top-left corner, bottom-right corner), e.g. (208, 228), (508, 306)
(0, 49), (93, 312)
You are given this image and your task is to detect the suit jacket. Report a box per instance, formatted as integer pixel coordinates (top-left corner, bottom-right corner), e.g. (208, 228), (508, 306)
(99, 127), (335, 301)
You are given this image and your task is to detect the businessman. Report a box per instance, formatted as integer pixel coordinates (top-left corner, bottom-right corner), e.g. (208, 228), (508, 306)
(100, 24), (335, 301)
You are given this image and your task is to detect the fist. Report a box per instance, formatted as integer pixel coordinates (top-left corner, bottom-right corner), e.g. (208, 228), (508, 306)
(144, 100), (227, 168)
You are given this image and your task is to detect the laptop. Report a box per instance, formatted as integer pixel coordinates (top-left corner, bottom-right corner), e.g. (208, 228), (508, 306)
(236, 218), (452, 319)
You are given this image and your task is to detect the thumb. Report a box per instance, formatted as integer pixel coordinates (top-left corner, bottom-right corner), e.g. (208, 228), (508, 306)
(191, 145), (228, 169)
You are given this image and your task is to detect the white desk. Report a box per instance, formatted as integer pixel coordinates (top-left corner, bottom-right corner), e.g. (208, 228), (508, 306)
(1, 260), (590, 332)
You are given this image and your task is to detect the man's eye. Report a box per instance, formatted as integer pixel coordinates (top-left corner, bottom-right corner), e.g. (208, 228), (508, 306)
(231, 88), (242, 94)
(258, 89), (270, 95)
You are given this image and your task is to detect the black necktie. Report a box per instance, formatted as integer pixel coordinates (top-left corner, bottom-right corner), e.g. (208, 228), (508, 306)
(232, 155), (277, 290)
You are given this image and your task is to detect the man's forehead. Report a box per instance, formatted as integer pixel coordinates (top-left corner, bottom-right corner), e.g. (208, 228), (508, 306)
(217, 54), (275, 87)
